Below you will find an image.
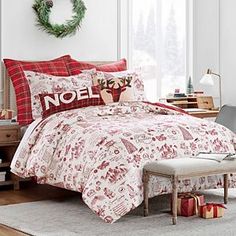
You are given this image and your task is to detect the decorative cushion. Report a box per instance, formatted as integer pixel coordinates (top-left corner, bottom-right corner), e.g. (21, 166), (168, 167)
(93, 72), (136, 104)
(3, 55), (71, 125)
(24, 70), (93, 120)
(39, 86), (104, 118)
(67, 58), (127, 75)
(93, 70), (146, 104)
(110, 70), (146, 101)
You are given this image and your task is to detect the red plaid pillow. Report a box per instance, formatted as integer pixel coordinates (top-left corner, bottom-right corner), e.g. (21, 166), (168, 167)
(67, 58), (127, 75)
(4, 55), (71, 125)
(39, 86), (105, 118)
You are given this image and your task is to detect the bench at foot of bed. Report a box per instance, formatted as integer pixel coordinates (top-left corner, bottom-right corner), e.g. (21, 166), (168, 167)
(143, 158), (235, 225)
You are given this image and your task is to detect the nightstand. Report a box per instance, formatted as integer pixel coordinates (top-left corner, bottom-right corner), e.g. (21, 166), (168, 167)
(0, 124), (21, 190)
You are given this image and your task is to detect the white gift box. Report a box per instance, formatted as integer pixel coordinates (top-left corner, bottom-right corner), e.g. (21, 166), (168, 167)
(0, 172), (6, 182)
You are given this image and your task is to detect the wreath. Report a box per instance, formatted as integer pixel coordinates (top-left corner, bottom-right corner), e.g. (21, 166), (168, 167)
(33, 0), (86, 38)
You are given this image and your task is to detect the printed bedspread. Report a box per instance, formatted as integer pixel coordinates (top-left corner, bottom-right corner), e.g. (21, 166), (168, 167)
(11, 102), (236, 223)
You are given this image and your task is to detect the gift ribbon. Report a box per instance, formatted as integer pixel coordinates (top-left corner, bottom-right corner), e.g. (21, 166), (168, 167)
(0, 109), (13, 119)
(1, 110), (7, 116)
(205, 203), (227, 211)
(179, 193), (202, 215)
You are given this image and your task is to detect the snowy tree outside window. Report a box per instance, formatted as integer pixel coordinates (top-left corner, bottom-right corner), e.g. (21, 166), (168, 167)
(130, 0), (187, 101)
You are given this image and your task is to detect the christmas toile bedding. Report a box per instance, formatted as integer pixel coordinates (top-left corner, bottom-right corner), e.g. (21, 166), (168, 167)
(10, 101), (236, 223)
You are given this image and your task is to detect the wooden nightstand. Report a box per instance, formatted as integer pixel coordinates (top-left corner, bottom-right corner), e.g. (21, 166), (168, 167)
(0, 124), (21, 190)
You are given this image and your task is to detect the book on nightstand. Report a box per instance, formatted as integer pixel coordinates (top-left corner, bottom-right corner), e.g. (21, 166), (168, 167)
(0, 120), (19, 126)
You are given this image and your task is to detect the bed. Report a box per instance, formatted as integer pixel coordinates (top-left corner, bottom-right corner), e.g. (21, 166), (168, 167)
(3, 61), (236, 223)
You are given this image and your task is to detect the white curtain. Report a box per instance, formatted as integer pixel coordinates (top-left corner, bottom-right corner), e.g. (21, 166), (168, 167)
(130, 0), (187, 102)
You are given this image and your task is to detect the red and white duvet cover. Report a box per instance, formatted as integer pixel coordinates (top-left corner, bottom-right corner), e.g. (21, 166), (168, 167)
(11, 102), (236, 223)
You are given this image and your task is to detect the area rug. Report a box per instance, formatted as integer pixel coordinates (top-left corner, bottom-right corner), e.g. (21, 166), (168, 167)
(1, 189), (236, 236)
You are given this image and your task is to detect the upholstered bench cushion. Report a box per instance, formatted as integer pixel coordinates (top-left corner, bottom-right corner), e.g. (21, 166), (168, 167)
(144, 158), (236, 177)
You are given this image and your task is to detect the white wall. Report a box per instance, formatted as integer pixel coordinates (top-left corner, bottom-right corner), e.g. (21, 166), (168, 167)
(1, 0), (118, 61)
(193, 0), (220, 106)
(193, 0), (236, 106)
(220, 0), (236, 105)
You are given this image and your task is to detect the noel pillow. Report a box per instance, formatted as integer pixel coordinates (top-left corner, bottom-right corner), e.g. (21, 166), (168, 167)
(93, 70), (146, 104)
(24, 70), (93, 120)
(93, 72), (136, 104)
(39, 86), (105, 118)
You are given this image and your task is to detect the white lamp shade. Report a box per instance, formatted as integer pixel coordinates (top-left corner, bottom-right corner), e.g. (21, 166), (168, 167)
(200, 74), (214, 86)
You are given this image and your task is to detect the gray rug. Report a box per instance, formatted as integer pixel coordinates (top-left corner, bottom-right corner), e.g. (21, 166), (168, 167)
(1, 189), (236, 236)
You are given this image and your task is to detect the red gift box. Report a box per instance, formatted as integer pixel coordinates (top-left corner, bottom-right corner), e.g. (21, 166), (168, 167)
(177, 193), (205, 217)
(199, 203), (226, 219)
(0, 109), (14, 120)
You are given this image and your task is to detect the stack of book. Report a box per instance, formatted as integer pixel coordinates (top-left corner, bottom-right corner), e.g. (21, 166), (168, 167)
(0, 119), (18, 126)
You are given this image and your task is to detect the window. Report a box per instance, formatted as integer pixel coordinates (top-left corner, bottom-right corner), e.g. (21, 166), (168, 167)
(129, 0), (187, 101)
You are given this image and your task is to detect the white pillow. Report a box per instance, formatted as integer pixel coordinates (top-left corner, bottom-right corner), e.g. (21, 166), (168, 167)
(24, 70), (93, 120)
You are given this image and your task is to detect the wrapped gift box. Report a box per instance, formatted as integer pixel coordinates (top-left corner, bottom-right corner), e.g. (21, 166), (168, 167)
(177, 193), (205, 217)
(0, 109), (14, 120)
(199, 203), (226, 219)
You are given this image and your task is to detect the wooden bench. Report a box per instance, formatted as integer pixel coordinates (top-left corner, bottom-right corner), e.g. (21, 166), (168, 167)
(143, 158), (236, 225)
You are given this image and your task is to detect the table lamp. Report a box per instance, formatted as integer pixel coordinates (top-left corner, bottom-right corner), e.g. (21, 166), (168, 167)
(200, 69), (222, 108)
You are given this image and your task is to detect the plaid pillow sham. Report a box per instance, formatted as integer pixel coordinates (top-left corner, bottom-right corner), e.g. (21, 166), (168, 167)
(3, 55), (71, 125)
(67, 58), (127, 75)
(39, 86), (105, 118)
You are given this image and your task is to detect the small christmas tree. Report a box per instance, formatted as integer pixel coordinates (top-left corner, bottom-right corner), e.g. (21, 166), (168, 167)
(186, 76), (194, 94)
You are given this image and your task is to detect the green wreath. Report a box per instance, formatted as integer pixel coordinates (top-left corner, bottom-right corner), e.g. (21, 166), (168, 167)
(33, 0), (86, 38)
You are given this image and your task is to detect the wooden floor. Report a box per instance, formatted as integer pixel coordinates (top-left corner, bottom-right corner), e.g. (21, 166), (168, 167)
(0, 182), (78, 236)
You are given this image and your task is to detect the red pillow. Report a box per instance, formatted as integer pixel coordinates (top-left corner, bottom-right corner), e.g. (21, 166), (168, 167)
(39, 86), (105, 118)
(67, 58), (127, 75)
(4, 55), (71, 125)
